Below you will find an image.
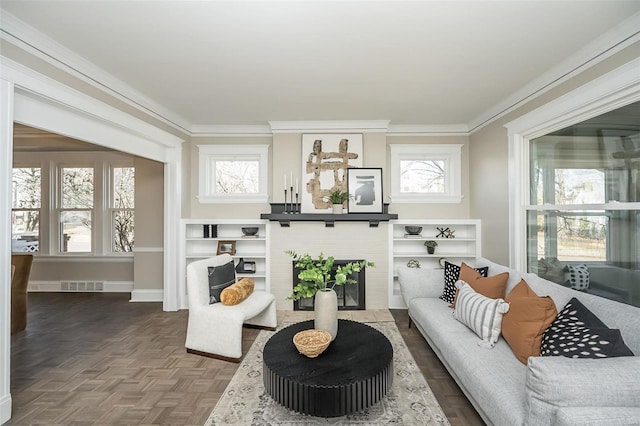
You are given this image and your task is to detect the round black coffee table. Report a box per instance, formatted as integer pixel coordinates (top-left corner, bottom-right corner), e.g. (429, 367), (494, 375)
(263, 319), (393, 417)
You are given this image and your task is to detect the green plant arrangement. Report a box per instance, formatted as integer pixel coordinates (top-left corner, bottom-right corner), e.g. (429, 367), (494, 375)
(424, 240), (438, 248)
(286, 250), (374, 301)
(324, 189), (351, 204)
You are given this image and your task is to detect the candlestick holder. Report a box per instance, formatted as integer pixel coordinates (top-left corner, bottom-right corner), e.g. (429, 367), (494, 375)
(284, 189), (289, 214)
(295, 193), (300, 214)
(289, 186), (294, 214)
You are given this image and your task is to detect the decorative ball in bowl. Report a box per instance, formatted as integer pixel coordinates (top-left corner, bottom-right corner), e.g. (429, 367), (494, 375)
(241, 227), (259, 236)
(404, 226), (423, 235)
(293, 329), (332, 358)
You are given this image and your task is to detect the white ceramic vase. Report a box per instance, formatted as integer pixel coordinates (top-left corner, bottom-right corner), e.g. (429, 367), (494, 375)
(314, 288), (338, 340)
(332, 204), (343, 214)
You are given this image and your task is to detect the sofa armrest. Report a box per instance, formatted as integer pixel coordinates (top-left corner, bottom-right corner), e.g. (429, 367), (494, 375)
(397, 266), (443, 305)
(525, 356), (640, 425)
(555, 407), (640, 426)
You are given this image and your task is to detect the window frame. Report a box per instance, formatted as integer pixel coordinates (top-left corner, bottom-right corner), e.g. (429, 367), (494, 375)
(505, 58), (640, 270)
(197, 144), (269, 204)
(12, 151), (134, 258)
(109, 165), (135, 254)
(389, 144), (462, 203)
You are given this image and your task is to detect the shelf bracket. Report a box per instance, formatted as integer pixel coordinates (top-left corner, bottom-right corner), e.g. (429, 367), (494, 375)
(368, 220), (380, 228)
(325, 220), (335, 228)
(278, 220), (290, 227)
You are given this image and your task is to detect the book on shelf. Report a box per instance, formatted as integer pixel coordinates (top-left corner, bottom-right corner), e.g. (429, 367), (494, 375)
(404, 234), (423, 238)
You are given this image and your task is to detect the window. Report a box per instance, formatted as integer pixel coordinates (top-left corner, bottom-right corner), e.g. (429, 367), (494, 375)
(198, 144), (269, 203)
(112, 167), (135, 252)
(525, 102), (640, 307)
(390, 144), (462, 203)
(59, 167), (94, 253)
(12, 152), (135, 257)
(11, 167), (41, 252)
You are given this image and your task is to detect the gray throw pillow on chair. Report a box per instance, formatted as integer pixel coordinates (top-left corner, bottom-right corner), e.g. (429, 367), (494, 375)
(208, 261), (236, 304)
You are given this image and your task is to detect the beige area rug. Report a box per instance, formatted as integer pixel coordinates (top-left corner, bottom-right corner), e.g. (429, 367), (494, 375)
(205, 321), (450, 426)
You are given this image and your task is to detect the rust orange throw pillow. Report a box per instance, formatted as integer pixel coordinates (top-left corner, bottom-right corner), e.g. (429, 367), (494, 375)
(221, 277), (255, 306)
(451, 262), (509, 308)
(502, 279), (557, 364)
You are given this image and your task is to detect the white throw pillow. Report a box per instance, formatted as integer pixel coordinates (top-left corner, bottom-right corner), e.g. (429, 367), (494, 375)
(453, 281), (510, 348)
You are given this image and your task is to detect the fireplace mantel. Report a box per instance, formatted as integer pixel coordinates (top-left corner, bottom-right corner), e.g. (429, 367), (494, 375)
(261, 203), (398, 227)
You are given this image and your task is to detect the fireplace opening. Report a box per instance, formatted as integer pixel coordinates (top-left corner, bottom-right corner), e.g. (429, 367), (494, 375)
(292, 260), (366, 311)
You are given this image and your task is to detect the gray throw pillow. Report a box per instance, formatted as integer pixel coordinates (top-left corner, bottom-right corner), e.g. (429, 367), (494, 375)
(208, 261), (236, 304)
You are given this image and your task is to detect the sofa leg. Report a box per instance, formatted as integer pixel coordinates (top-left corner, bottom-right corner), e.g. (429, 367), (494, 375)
(186, 348), (241, 363)
(408, 317), (412, 328)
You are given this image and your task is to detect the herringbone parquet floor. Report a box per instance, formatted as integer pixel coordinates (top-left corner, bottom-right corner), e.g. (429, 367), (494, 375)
(8, 293), (483, 425)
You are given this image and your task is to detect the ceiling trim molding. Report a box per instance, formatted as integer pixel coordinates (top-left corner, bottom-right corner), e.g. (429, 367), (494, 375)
(0, 10), (192, 135)
(1, 57), (184, 152)
(387, 124), (469, 137)
(467, 11), (640, 134)
(190, 124), (273, 137)
(269, 120), (390, 133)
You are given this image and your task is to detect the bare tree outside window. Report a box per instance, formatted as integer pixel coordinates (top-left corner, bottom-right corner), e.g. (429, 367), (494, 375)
(113, 167), (134, 252)
(60, 167), (93, 252)
(215, 160), (259, 193)
(400, 160), (445, 193)
(11, 168), (41, 252)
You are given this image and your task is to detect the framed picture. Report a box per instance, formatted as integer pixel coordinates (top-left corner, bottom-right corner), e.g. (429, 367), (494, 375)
(217, 240), (236, 255)
(241, 261), (256, 273)
(347, 168), (383, 214)
(300, 134), (363, 213)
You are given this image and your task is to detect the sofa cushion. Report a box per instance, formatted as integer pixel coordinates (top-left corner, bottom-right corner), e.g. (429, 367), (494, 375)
(440, 261), (488, 303)
(221, 277), (254, 305)
(453, 281), (509, 348)
(452, 263), (509, 308)
(207, 261), (236, 304)
(541, 297), (633, 358)
(566, 264), (589, 290)
(502, 279), (558, 364)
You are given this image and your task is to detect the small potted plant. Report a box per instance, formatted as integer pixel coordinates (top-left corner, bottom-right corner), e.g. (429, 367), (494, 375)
(324, 189), (351, 214)
(424, 240), (438, 254)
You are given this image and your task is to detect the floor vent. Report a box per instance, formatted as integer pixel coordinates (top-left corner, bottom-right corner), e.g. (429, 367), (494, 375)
(60, 281), (105, 292)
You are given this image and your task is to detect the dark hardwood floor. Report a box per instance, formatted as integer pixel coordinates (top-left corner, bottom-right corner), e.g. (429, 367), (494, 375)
(8, 293), (482, 425)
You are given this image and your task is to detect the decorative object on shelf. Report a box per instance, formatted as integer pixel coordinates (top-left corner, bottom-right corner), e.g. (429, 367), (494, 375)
(439, 257), (448, 268)
(217, 240), (236, 255)
(203, 224), (218, 238)
(347, 167), (383, 214)
(404, 226), (422, 236)
(240, 260), (256, 273)
(424, 240), (438, 254)
(235, 257), (245, 273)
(293, 329), (332, 358)
(301, 134), (363, 213)
(241, 227), (259, 237)
(324, 189), (351, 214)
(283, 172), (300, 214)
(286, 250), (374, 340)
(436, 226), (456, 238)
(407, 259), (421, 268)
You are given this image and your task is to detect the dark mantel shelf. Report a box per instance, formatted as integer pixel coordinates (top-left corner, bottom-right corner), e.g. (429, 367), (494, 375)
(260, 212), (398, 227)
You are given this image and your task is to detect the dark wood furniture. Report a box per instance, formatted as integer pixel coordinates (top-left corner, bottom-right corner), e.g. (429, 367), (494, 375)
(263, 319), (393, 417)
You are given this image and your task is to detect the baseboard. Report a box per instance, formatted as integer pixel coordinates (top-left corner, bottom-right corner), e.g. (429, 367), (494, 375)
(130, 289), (163, 302)
(28, 281), (133, 293)
(0, 393), (12, 425)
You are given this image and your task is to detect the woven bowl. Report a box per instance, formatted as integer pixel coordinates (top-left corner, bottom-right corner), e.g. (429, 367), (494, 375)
(404, 226), (422, 235)
(293, 329), (332, 358)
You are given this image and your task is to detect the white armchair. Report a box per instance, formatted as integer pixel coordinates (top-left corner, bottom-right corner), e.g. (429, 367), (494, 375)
(185, 254), (277, 361)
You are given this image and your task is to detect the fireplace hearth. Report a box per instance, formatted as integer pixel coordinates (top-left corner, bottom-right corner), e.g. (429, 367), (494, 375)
(293, 260), (366, 310)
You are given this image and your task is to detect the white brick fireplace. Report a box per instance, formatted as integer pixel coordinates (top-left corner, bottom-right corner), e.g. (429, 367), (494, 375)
(269, 222), (389, 310)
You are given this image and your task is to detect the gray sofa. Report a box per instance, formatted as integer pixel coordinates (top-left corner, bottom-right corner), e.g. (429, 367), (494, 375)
(398, 257), (640, 426)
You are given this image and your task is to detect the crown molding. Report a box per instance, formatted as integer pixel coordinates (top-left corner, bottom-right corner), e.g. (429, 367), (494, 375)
(0, 10), (191, 135)
(468, 11), (640, 134)
(269, 120), (390, 133)
(387, 124), (469, 136)
(190, 124), (273, 137)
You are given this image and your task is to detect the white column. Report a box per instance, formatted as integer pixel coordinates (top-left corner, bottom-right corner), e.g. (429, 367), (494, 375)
(163, 146), (183, 311)
(0, 78), (15, 424)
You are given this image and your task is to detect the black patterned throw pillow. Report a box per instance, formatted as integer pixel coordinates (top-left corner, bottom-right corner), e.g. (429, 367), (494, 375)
(440, 261), (489, 304)
(207, 261), (236, 304)
(541, 297), (634, 358)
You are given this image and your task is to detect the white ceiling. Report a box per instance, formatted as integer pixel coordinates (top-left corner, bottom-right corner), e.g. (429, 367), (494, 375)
(2, 1), (640, 133)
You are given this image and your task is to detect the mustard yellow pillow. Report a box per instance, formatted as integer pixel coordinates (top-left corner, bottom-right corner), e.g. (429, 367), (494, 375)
(221, 278), (255, 306)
